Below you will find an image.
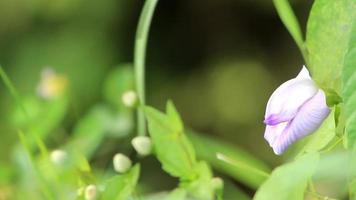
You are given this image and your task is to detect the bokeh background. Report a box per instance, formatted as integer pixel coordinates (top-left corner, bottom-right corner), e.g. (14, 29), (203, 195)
(0, 0), (316, 198)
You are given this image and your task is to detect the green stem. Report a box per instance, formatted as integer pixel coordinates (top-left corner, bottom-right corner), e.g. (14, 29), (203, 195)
(134, 0), (159, 136)
(0, 66), (28, 118)
(216, 153), (270, 178)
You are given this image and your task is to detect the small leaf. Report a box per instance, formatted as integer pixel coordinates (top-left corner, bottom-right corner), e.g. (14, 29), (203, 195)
(101, 164), (140, 200)
(145, 105), (197, 180)
(273, 0), (305, 56)
(342, 19), (356, 149)
(166, 100), (184, 132)
(181, 161), (214, 200)
(306, 0), (356, 92)
(299, 108), (336, 154)
(254, 153), (320, 200)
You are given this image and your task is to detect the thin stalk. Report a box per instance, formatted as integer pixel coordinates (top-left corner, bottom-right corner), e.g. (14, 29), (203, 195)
(0, 66), (28, 117)
(134, 0), (159, 136)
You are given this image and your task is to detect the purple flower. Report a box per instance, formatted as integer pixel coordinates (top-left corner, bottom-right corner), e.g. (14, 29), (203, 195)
(264, 66), (330, 155)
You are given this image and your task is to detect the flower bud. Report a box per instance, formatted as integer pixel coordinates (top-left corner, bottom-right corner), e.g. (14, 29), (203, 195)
(131, 136), (152, 156)
(264, 66), (330, 155)
(50, 149), (67, 166)
(121, 90), (138, 108)
(113, 153), (132, 173)
(210, 177), (223, 191)
(85, 184), (98, 200)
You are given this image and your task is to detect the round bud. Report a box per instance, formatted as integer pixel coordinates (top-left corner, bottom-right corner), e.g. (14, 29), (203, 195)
(121, 90), (138, 108)
(85, 184), (98, 200)
(50, 149), (67, 166)
(211, 177), (223, 190)
(113, 153), (132, 173)
(131, 136), (152, 156)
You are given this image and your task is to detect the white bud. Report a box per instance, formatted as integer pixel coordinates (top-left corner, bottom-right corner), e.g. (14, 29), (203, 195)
(121, 90), (138, 107)
(131, 136), (152, 156)
(85, 184), (98, 200)
(210, 177), (223, 190)
(113, 153), (132, 173)
(50, 149), (67, 165)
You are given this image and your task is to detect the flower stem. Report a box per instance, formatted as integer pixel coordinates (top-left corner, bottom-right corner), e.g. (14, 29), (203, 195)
(0, 66), (28, 118)
(134, 0), (159, 136)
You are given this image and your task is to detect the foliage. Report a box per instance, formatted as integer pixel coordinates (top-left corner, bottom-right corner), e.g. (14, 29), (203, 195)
(0, 0), (355, 199)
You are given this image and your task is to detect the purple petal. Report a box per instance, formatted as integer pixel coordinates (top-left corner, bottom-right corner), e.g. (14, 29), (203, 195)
(271, 90), (330, 155)
(264, 122), (288, 147)
(264, 67), (318, 125)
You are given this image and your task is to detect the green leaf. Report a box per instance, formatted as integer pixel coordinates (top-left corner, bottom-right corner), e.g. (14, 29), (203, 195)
(299, 108), (336, 154)
(11, 95), (68, 150)
(166, 100), (184, 132)
(343, 19), (356, 149)
(17, 131), (55, 200)
(187, 131), (270, 189)
(273, 0), (305, 57)
(144, 104), (197, 180)
(306, 0), (356, 93)
(254, 153), (320, 200)
(65, 105), (130, 157)
(344, 47), (356, 200)
(101, 164), (140, 200)
(181, 161), (214, 200)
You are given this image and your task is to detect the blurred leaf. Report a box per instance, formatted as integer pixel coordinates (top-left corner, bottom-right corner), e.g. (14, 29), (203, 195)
(145, 104), (197, 180)
(65, 104), (130, 157)
(273, 0), (304, 56)
(254, 153), (319, 200)
(101, 164), (140, 200)
(299, 108), (336, 154)
(342, 19), (356, 149)
(0, 164), (14, 184)
(17, 131), (55, 200)
(306, 0), (356, 93)
(164, 188), (187, 200)
(313, 151), (356, 180)
(103, 65), (134, 109)
(187, 131), (270, 189)
(12, 95), (68, 149)
(223, 179), (250, 200)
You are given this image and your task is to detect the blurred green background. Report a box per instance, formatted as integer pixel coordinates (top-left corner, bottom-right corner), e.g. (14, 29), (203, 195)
(0, 0), (314, 198)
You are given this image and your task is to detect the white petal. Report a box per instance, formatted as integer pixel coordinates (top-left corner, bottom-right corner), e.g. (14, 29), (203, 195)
(271, 90), (330, 155)
(296, 65), (311, 80)
(264, 67), (318, 125)
(264, 122), (288, 147)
